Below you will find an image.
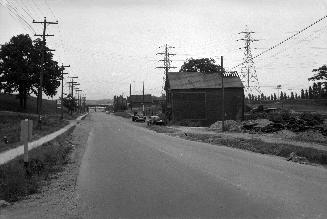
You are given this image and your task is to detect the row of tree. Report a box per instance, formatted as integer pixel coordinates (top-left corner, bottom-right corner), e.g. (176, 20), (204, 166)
(0, 34), (62, 109)
(247, 64), (327, 102)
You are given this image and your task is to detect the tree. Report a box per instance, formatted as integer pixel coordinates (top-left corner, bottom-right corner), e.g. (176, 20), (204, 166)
(305, 89), (309, 99)
(309, 86), (313, 99)
(273, 93), (277, 101)
(0, 34), (61, 109)
(290, 92), (294, 99)
(308, 65), (327, 85)
(63, 94), (77, 114)
(179, 58), (221, 73)
(301, 89), (305, 99)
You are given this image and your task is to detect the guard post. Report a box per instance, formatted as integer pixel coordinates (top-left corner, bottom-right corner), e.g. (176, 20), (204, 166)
(20, 119), (33, 170)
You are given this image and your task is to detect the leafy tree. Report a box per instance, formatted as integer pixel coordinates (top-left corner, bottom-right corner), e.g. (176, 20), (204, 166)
(308, 65), (327, 85)
(179, 58), (221, 73)
(280, 91), (284, 100)
(63, 94), (77, 114)
(290, 92), (294, 99)
(301, 89), (305, 99)
(309, 86), (313, 99)
(0, 34), (61, 109)
(305, 89), (309, 99)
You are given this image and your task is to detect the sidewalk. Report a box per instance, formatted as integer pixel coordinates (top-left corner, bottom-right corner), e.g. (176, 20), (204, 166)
(173, 126), (327, 152)
(0, 113), (88, 165)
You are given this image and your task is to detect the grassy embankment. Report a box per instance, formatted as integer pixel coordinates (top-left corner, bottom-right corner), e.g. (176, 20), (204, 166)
(0, 94), (79, 152)
(151, 127), (327, 165)
(113, 109), (327, 165)
(0, 127), (75, 202)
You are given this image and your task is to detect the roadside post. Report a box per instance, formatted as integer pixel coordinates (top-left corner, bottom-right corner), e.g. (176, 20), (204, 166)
(20, 119), (33, 171)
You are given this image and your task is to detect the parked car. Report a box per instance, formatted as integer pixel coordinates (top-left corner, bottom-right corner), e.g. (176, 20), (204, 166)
(147, 115), (164, 126)
(132, 114), (146, 122)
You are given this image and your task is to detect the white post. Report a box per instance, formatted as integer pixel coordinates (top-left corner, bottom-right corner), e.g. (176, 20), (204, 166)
(28, 120), (33, 141)
(20, 119), (29, 163)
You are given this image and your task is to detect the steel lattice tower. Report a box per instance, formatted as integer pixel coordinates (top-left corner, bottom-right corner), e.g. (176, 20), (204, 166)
(238, 27), (261, 94)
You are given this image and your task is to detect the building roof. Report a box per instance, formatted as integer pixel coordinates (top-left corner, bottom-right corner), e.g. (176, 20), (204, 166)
(166, 72), (243, 90)
(128, 94), (152, 103)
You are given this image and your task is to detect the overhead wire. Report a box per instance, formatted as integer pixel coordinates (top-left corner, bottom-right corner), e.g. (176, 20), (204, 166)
(1, 0), (36, 34)
(232, 14), (327, 69)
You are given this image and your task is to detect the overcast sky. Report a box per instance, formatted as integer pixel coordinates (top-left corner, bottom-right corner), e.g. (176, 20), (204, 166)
(1, 0), (327, 100)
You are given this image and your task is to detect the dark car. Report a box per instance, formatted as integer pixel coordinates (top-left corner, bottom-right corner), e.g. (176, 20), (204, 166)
(147, 116), (164, 126)
(132, 114), (146, 122)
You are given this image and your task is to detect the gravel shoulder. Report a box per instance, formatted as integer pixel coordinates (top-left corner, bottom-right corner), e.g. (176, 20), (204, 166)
(0, 115), (93, 219)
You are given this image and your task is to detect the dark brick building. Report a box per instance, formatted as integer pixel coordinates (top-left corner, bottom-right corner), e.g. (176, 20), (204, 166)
(128, 94), (153, 108)
(166, 72), (244, 126)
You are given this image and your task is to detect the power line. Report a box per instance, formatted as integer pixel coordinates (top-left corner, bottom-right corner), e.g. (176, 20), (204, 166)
(1, 0), (36, 34)
(233, 14), (327, 69)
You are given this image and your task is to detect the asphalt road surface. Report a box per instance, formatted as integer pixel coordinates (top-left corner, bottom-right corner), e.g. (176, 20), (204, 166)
(76, 112), (327, 218)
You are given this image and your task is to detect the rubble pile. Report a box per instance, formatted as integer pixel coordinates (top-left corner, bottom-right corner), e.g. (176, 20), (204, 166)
(243, 111), (327, 135)
(287, 152), (309, 164)
(209, 120), (242, 132)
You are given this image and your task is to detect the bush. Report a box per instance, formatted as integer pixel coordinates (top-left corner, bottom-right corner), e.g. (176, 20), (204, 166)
(300, 112), (323, 126)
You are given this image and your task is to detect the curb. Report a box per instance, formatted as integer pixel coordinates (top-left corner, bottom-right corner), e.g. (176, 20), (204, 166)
(0, 113), (88, 165)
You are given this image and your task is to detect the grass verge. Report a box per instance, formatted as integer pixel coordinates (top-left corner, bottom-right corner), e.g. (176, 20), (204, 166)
(0, 114), (71, 153)
(146, 125), (327, 165)
(181, 133), (327, 165)
(0, 127), (75, 202)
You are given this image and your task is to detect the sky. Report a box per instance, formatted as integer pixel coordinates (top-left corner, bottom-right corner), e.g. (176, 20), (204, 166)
(0, 0), (327, 100)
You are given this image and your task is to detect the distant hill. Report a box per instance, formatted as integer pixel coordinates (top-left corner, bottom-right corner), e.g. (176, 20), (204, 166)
(86, 99), (113, 105)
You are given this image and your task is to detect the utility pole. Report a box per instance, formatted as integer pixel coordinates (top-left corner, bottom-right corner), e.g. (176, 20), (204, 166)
(67, 76), (79, 115)
(130, 83), (132, 111)
(142, 81), (145, 115)
(60, 64), (70, 119)
(82, 96), (86, 113)
(76, 89), (82, 113)
(220, 56), (225, 132)
(156, 44), (177, 94)
(33, 17), (58, 125)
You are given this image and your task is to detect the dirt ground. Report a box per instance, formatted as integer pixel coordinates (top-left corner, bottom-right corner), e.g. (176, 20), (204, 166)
(0, 115), (92, 219)
(173, 126), (327, 152)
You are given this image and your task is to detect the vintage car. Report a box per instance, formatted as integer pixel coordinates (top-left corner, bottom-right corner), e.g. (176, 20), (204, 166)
(147, 115), (164, 126)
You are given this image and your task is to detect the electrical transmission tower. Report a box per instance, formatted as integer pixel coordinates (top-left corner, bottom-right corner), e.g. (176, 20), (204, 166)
(156, 44), (177, 89)
(238, 27), (261, 94)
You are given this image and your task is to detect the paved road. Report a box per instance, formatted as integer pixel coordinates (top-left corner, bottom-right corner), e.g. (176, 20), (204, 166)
(77, 112), (327, 218)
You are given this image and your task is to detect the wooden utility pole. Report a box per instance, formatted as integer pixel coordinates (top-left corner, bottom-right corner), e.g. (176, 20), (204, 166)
(33, 17), (58, 125)
(76, 89), (82, 113)
(67, 76), (79, 115)
(130, 83), (132, 111)
(221, 56), (225, 132)
(60, 64), (70, 119)
(142, 81), (145, 115)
